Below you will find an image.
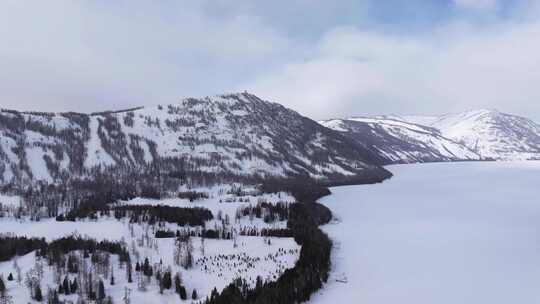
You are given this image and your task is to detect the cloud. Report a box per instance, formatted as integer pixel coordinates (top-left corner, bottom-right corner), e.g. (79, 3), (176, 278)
(244, 17), (540, 121)
(1, 1), (540, 123)
(0, 1), (291, 113)
(453, 0), (499, 11)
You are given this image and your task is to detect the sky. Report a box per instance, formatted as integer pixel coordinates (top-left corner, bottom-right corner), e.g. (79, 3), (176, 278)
(1, 0), (540, 121)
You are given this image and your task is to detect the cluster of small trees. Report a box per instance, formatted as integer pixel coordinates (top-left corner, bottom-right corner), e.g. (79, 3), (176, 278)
(239, 228), (293, 238)
(177, 191), (209, 202)
(114, 205), (213, 226)
(0, 236), (47, 262)
(202, 183), (334, 304)
(0, 236), (130, 303)
(236, 202), (290, 224)
(132, 257), (198, 301)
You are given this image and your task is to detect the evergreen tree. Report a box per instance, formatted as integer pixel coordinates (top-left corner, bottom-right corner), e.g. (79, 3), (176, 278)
(47, 289), (60, 304)
(62, 276), (70, 295)
(34, 285), (43, 302)
(0, 276), (5, 297)
(191, 289), (198, 300)
(179, 286), (187, 300)
(70, 278), (78, 294)
(6, 274), (13, 282)
(174, 273), (182, 295)
(126, 261), (133, 283)
(142, 258), (152, 277)
(88, 273), (95, 300)
(110, 266), (115, 286)
(98, 280), (106, 301)
(161, 271), (172, 290)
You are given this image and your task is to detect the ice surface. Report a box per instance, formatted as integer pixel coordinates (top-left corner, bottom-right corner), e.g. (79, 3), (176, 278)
(312, 161), (540, 304)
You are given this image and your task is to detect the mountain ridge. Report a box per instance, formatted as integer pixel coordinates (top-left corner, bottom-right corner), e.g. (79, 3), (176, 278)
(0, 92), (391, 190)
(323, 108), (540, 164)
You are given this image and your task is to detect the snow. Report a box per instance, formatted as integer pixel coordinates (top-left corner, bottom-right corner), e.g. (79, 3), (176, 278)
(0, 215), (300, 303)
(0, 184), (300, 302)
(0, 194), (21, 208)
(312, 161), (540, 304)
(122, 184), (294, 223)
(402, 110), (540, 161)
(0, 231), (299, 303)
(321, 117), (480, 163)
(24, 147), (52, 182)
(84, 116), (116, 168)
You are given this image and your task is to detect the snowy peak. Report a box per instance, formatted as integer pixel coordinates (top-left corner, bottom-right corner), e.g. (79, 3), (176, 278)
(320, 117), (480, 165)
(404, 109), (540, 161)
(328, 109), (540, 163)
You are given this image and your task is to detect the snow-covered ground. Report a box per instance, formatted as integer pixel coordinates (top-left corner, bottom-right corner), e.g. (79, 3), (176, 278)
(0, 186), (300, 303)
(122, 184), (294, 223)
(0, 193), (21, 208)
(0, 215), (300, 303)
(312, 161), (540, 304)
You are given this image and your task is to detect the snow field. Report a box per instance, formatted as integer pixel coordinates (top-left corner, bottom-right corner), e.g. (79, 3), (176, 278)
(0, 186), (300, 303)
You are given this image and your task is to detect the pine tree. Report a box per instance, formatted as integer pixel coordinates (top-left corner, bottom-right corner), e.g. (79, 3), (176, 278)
(63, 276), (70, 295)
(179, 286), (187, 300)
(0, 277), (5, 296)
(161, 271), (172, 290)
(34, 285), (43, 301)
(174, 273), (182, 295)
(191, 289), (198, 300)
(70, 278), (78, 294)
(88, 273), (95, 300)
(127, 261), (133, 283)
(6, 274), (13, 282)
(110, 266), (115, 286)
(98, 280), (106, 301)
(47, 289), (60, 304)
(142, 258), (152, 277)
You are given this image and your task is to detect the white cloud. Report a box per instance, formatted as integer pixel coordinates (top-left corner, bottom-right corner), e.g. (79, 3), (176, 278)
(1, 1), (540, 123)
(453, 0), (499, 11)
(0, 1), (291, 113)
(245, 19), (540, 121)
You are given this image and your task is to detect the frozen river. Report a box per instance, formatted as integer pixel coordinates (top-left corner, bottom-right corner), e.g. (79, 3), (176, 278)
(312, 161), (540, 304)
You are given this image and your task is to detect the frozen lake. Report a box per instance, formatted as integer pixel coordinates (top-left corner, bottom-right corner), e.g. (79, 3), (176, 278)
(312, 161), (540, 304)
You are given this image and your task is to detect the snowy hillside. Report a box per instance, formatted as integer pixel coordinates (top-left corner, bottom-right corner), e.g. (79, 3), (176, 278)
(401, 109), (540, 161)
(320, 117), (480, 165)
(0, 92), (390, 187)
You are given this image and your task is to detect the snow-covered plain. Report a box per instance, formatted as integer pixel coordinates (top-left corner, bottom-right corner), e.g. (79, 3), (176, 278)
(312, 161), (540, 304)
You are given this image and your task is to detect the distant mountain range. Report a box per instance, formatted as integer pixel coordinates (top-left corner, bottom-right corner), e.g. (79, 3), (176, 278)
(2, 92), (539, 189)
(321, 109), (540, 164)
(0, 93), (390, 187)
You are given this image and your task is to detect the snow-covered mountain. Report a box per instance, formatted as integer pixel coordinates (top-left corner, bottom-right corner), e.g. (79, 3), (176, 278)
(321, 117), (481, 165)
(400, 109), (540, 161)
(0, 92), (390, 187)
(323, 109), (540, 164)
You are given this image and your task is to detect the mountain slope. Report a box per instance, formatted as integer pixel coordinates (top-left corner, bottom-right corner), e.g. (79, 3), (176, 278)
(321, 117), (480, 165)
(401, 109), (540, 161)
(0, 93), (390, 187)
